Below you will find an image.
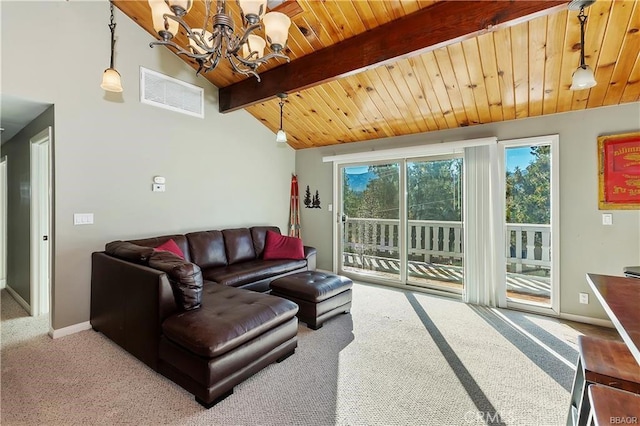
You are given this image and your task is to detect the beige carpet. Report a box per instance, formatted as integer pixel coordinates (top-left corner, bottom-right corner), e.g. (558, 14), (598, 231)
(1, 284), (583, 425)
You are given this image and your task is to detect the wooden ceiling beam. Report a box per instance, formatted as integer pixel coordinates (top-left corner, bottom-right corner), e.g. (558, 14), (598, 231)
(219, 0), (567, 113)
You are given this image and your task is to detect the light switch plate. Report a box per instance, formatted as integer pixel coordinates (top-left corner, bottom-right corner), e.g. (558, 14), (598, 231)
(579, 293), (589, 304)
(602, 213), (612, 225)
(73, 213), (94, 225)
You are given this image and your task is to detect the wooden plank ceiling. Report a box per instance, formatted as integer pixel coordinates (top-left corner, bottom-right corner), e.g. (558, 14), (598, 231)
(116, 0), (640, 150)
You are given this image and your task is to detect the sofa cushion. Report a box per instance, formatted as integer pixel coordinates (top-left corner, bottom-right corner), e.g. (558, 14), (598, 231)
(105, 241), (155, 264)
(222, 228), (256, 265)
(263, 230), (305, 260)
(186, 230), (227, 268)
(202, 258), (307, 287)
(128, 234), (192, 263)
(149, 251), (203, 311)
(250, 226), (281, 258)
(161, 284), (298, 358)
(154, 238), (185, 259)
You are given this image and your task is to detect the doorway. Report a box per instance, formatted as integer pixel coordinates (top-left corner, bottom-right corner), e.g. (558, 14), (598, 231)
(30, 128), (52, 316)
(501, 135), (559, 314)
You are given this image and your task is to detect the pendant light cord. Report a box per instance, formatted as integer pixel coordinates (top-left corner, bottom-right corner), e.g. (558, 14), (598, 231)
(108, 2), (117, 69)
(578, 7), (587, 69)
(279, 99), (284, 130)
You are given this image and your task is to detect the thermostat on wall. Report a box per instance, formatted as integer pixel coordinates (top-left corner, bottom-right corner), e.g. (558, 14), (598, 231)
(153, 176), (165, 184)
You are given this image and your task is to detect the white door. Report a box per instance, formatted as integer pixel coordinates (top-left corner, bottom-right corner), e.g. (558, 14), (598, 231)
(30, 128), (52, 316)
(500, 135), (559, 314)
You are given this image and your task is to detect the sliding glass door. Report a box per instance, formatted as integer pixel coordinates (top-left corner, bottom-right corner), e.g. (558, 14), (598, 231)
(406, 156), (464, 292)
(339, 163), (401, 281)
(338, 155), (463, 294)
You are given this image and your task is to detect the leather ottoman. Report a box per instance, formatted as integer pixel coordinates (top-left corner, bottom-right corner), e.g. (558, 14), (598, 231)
(270, 271), (352, 330)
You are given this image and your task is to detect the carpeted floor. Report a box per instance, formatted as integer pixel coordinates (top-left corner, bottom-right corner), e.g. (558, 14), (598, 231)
(1, 283), (589, 425)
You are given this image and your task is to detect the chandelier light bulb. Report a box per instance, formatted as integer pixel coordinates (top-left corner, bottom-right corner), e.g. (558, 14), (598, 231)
(149, 0), (178, 40)
(242, 34), (266, 59)
(238, 0), (267, 23)
(263, 12), (291, 52)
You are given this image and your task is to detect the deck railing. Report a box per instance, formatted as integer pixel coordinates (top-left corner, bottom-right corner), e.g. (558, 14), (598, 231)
(343, 218), (550, 271)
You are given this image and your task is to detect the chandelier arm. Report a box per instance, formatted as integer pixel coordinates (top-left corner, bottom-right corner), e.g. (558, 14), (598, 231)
(150, 37), (223, 73)
(201, 44), (224, 74)
(227, 54), (262, 81)
(233, 51), (290, 68)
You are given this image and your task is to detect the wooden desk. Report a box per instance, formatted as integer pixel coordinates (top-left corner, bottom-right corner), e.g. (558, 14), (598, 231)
(586, 274), (640, 366)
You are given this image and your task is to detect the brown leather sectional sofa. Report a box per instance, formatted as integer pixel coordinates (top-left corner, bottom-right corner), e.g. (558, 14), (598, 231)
(90, 226), (316, 408)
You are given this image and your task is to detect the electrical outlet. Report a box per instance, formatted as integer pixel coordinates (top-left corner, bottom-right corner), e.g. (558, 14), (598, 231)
(579, 293), (589, 304)
(602, 213), (612, 225)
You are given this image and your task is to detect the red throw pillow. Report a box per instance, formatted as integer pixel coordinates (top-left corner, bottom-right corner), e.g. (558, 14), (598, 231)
(262, 230), (305, 260)
(154, 239), (185, 260)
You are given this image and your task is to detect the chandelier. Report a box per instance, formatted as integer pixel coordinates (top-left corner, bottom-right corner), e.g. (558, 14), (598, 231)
(147, 0), (292, 81)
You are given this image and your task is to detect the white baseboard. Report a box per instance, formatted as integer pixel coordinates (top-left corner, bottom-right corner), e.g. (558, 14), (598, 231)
(0, 278), (5, 289)
(5, 285), (31, 313)
(49, 321), (92, 339)
(559, 312), (614, 329)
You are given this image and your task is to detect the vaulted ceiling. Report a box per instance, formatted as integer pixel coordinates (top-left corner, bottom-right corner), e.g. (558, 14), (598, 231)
(115, 0), (640, 150)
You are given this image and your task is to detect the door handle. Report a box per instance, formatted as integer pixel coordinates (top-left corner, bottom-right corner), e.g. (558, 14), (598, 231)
(42, 236), (48, 241)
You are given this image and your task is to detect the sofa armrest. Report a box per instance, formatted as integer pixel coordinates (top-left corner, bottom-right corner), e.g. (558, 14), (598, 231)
(148, 251), (203, 311)
(304, 246), (317, 271)
(91, 252), (177, 370)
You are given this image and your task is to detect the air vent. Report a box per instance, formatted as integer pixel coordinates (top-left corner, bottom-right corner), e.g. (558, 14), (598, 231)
(140, 67), (204, 118)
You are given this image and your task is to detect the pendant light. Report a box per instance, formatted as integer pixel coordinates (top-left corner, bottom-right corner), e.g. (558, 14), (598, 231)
(101, 2), (123, 93)
(569, 0), (596, 91)
(276, 93), (288, 143)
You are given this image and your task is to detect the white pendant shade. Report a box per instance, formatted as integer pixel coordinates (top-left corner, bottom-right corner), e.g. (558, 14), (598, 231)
(189, 29), (213, 54)
(101, 68), (123, 92)
(148, 0), (178, 37)
(570, 65), (597, 90)
(238, 0), (267, 19)
(242, 34), (266, 59)
(263, 12), (291, 50)
(276, 129), (287, 143)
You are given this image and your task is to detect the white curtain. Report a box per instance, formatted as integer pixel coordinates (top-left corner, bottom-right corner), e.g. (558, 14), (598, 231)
(463, 144), (506, 307)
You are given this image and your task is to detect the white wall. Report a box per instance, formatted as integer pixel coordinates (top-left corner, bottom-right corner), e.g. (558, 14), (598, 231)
(1, 1), (295, 330)
(296, 102), (640, 321)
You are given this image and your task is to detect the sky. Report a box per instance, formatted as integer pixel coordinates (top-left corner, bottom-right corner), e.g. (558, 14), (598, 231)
(505, 147), (534, 172)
